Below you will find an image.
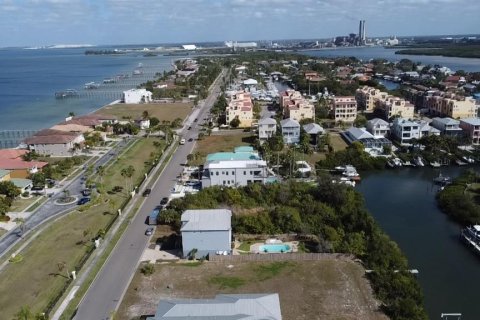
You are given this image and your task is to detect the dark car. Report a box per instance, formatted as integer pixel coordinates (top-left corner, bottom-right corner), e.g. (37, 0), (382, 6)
(194, 118), (198, 122)
(142, 188), (152, 197)
(187, 126), (192, 130)
(77, 197), (91, 205)
(160, 197), (169, 205)
(145, 227), (154, 236)
(188, 138), (193, 142)
(82, 189), (92, 196)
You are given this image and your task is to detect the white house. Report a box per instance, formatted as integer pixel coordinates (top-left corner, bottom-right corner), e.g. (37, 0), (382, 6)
(280, 118), (300, 144)
(391, 118), (440, 145)
(258, 118), (277, 141)
(366, 118), (390, 138)
(181, 209), (232, 258)
(123, 88), (152, 104)
(135, 118), (150, 130)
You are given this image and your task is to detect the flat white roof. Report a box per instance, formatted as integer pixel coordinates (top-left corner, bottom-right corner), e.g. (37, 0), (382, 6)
(205, 159), (267, 169)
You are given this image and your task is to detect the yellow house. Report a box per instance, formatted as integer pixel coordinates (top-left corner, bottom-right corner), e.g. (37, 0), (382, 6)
(226, 91), (254, 128)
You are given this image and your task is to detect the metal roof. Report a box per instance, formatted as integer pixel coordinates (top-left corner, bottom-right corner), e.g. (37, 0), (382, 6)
(181, 209), (232, 232)
(149, 293), (282, 320)
(461, 118), (480, 126)
(303, 123), (323, 134)
(280, 118), (300, 128)
(258, 118), (277, 125)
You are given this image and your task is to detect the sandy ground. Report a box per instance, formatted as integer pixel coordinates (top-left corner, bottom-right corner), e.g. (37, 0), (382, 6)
(118, 258), (389, 320)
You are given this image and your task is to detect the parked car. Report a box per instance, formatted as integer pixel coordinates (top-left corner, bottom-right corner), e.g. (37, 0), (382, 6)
(143, 188), (152, 197)
(180, 138), (186, 145)
(188, 138), (193, 142)
(145, 227), (154, 236)
(187, 126), (192, 130)
(77, 197), (91, 205)
(160, 197), (169, 205)
(82, 189), (92, 196)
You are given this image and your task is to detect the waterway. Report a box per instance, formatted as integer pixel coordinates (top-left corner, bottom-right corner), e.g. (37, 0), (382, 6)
(302, 46), (480, 73)
(357, 166), (480, 319)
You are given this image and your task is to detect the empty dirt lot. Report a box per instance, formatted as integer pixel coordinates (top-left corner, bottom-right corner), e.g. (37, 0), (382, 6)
(118, 258), (388, 320)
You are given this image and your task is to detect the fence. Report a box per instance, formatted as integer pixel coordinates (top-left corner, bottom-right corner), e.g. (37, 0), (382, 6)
(208, 253), (354, 262)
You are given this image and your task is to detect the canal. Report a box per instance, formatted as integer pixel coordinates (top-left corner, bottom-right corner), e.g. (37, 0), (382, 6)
(356, 166), (479, 319)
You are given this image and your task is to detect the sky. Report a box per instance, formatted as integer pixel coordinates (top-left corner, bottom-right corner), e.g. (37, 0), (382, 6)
(0, 0), (479, 47)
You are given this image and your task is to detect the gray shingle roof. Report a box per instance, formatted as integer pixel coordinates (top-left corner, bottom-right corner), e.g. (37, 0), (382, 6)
(149, 293), (282, 320)
(181, 209), (232, 232)
(303, 123), (323, 134)
(258, 118), (277, 125)
(280, 118), (300, 128)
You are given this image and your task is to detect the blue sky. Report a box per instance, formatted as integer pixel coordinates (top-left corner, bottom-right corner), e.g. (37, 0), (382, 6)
(0, 0), (479, 47)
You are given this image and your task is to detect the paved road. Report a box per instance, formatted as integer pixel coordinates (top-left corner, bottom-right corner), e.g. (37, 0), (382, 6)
(74, 69), (227, 320)
(0, 139), (130, 257)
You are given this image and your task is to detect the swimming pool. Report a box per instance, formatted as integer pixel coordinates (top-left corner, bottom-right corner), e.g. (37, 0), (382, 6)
(258, 244), (291, 253)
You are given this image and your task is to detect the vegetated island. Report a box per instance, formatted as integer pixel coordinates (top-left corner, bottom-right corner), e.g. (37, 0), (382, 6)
(437, 170), (480, 225)
(159, 180), (428, 319)
(85, 50), (126, 55)
(395, 44), (480, 59)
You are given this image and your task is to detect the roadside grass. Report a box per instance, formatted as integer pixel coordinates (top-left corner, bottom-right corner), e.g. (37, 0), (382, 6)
(9, 196), (41, 212)
(0, 137), (166, 319)
(208, 276), (246, 289)
(37, 156), (90, 181)
(95, 103), (193, 122)
(190, 132), (255, 166)
(176, 261), (203, 267)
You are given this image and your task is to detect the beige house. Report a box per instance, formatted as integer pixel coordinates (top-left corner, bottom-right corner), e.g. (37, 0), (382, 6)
(226, 91), (253, 128)
(356, 86), (388, 112)
(424, 94), (477, 119)
(332, 96), (357, 122)
(24, 129), (85, 157)
(375, 96), (415, 119)
(280, 90), (315, 122)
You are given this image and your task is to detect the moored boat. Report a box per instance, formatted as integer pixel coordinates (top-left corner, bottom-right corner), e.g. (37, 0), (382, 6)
(461, 225), (480, 255)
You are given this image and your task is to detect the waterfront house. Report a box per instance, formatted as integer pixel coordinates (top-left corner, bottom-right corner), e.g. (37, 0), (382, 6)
(303, 122), (324, 145)
(280, 118), (300, 144)
(375, 96), (415, 119)
(423, 93), (476, 119)
(460, 118), (480, 145)
(430, 117), (464, 138)
(391, 118), (439, 145)
(201, 146), (277, 188)
(258, 117), (277, 142)
(180, 209), (232, 258)
(0, 149), (48, 178)
(122, 88), (152, 104)
(342, 127), (392, 152)
(24, 129), (85, 157)
(146, 293), (282, 320)
(331, 96), (357, 122)
(225, 91), (254, 128)
(356, 86), (388, 112)
(366, 118), (390, 138)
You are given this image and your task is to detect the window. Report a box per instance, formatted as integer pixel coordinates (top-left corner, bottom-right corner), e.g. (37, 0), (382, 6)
(244, 171), (246, 175)
(216, 171), (219, 176)
(226, 171), (229, 176)
(232, 171), (234, 175)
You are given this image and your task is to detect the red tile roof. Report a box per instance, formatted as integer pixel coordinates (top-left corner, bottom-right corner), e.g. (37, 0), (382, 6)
(0, 149), (28, 160)
(24, 129), (81, 145)
(0, 159), (48, 170)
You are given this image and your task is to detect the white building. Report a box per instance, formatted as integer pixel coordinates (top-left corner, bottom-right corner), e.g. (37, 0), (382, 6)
(123, 88), (152, 104)
(182, 44), (197, 50)
(366, 118), (390, 138)
(258, 118), (277, 141)
(181, 209), (232, 258)
(280, 118), (301, 144)
(391, 118), (440, 145)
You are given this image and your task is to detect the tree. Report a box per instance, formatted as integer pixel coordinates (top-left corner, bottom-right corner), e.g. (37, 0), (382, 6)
(353, 114), (367, 127)
(97, 165), (105, 183)
(57, 261), (69, 278)
(68, 112), (75, 117)
(0, 181), (21, 199)
(30, 173), (46, 189)
(150, 117), (160, 127)
(230, 117), (241, 128)
(121, 165), (135, 193)
(142, 110), (149, 120)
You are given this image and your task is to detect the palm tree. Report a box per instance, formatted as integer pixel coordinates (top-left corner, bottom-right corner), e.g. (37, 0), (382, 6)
(142, 110), (149, 119)
(96, 165), (105, 183)
(57, 261), (69, 278)
(121, 165), (135, 193)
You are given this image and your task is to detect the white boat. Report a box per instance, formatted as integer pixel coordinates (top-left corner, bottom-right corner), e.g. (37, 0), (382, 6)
(393, 158), (403, 167)
(413, 156), (425, 167)
(343, 165), (359, 178)
(430, 161), (441, 168)
(463, 156), (475, 164)
(84, 82), (100, 89)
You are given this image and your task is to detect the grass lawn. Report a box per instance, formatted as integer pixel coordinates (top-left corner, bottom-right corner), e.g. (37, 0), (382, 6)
(189, 132), (255, 166)
(37, 156), (89, 181)
(0, 137), (166, 319)
(9, 196), (42, 212)
(118, 259), (387, 320)
(95, 103), (193, 122)
(329, 132), (348, 152)
(237, 241), (256, 252)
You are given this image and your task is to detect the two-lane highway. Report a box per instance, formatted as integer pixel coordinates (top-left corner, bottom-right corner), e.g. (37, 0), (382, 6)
(74, 69), (226, 320)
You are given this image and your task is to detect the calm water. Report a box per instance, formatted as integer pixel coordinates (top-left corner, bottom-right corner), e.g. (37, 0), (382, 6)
(303, 46), (480, 72)
(357, 166), (480, 319)
(0, 47), (177, 130)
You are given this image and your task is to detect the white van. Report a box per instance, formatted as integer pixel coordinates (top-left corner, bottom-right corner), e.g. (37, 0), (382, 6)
(180, 138), (186, 145)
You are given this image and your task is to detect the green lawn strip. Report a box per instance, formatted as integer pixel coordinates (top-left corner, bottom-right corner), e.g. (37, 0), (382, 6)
(237, 241), (255, 251)
(253, 261), (294, 281)
(0, 138), (165, 319)
(9, 196), (41, 212)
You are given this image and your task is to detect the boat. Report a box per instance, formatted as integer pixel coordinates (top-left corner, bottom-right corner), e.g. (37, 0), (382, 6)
(342, 165), (361, 180)
(84, 82), (100, 89)
(433, 173), (451, 185)
(393, 158), (403, 167)
(461, 225), (480, 255)
(430, 161), (441, 168)
(463, 156), (475, 164)
(133, 68), (144, 75)
(413, 156), (425, 167)
(455, 159), (467, 166)
(103, 78), (115, 84)
(55, 89), (79, 99)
